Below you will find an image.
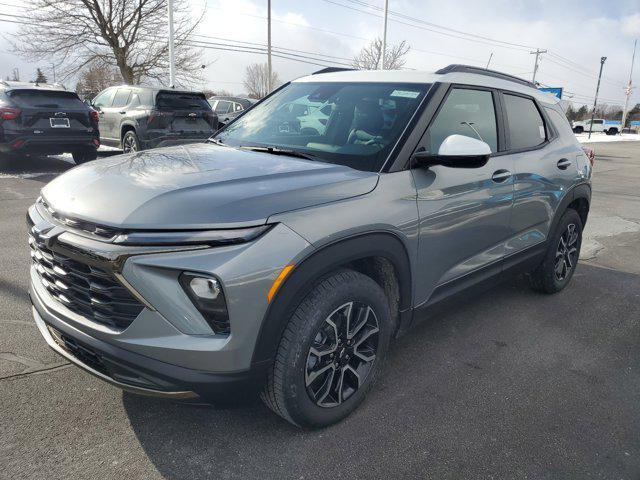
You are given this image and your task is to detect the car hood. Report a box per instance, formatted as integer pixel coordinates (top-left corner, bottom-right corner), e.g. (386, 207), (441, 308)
(42, 143), (379, 229)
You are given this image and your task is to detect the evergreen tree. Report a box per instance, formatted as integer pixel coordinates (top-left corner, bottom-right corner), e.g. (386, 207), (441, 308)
(33, 67), (48, 84)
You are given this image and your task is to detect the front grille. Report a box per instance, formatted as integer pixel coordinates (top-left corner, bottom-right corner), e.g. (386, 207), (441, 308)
(29, 232), (144, 329)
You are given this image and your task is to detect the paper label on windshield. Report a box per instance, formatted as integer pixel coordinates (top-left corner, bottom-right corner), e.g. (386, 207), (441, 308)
(391, 90), (420, 99)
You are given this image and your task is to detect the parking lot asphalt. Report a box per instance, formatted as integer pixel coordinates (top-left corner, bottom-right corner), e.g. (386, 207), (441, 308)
(1, 142), (639, 479)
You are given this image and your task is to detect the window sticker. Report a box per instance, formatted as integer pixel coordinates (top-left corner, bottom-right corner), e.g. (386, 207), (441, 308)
(391, 90), (420, 99)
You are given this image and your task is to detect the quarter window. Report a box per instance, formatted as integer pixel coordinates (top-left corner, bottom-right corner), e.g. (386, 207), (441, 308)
(426, 88), (498, 153)
(504, 94), (546, 150)
(214, 100), (232, 114)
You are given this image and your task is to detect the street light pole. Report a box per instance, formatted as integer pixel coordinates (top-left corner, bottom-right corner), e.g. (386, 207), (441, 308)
(267, 0), (273, 93)
(621, 39), (637, 135)
(167, 0), (176, 87)
(380, 0), (389, 70)
(588, 56), (607, 139)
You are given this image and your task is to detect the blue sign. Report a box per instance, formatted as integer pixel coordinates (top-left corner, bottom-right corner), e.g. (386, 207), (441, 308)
(631, 121), (640, 126)
(538, 87), (563, 99)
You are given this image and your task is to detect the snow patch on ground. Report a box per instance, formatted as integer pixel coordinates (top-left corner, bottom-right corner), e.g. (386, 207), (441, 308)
(576, 133), (640, 143)
(581, 215), (640, 260)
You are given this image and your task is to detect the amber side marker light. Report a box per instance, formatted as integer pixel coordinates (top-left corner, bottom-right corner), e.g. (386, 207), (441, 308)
(268, 264), (295, 303)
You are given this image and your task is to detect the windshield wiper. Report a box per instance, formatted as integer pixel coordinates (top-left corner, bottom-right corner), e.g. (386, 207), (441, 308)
(207, 137), (226, 146)
(239, 145), (317, 161)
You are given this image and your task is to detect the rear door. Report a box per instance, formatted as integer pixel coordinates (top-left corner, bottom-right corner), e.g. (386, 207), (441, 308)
(102, 88), (131, 141)
(7, 90), (93, 140)
(500, 92), (577, 259)
(155, 91), (216, 135)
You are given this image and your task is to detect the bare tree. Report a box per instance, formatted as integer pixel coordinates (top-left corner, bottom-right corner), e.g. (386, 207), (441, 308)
(11, 0), (205, 86)
(243, 63), (281, 99)
(352, 38), (410, 70)
(75, 63), (123, 99)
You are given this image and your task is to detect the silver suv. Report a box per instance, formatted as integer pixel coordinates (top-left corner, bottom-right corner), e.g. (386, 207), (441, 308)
(28, 65), (592, 428)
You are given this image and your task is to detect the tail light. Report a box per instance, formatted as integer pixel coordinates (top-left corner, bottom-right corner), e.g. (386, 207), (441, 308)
(92, 138), (100, 148)
(582, 146), (595, 167)
(0, 107), (21, 121)
(148, 111), (172, 128)
(11, 139), (25, 149)
(90, 109), (100, 123)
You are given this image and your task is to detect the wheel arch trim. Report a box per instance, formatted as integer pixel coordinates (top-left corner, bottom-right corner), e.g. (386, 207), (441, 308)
(251, 230), (413, 366)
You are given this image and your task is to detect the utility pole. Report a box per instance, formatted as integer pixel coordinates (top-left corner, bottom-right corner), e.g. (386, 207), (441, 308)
(167, 0), (176, 87)
(380, 0), (389, 69)
(486, 52), (494, 69)
(588, 56), (607, 139)
(267, 0), (273, 93)
(530, 48), (547, 84)
(621, 39), (637, 135)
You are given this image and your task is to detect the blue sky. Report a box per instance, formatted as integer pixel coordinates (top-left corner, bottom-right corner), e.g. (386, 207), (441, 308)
(1, 0), (638, 107)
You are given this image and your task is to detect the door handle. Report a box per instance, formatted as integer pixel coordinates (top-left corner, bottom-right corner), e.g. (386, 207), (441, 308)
(119, 111), (127, 115)
(491, 169), (512, 183)
(557, 158), (572, 170)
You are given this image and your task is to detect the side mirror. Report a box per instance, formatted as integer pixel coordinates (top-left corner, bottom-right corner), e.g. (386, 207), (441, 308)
(412, 134), (491, 169)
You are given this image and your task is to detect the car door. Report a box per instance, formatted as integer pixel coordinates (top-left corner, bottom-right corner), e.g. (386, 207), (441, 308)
(106, 88), (131, 143)
(501, 92), (579, 259)
(410, 86), (514, 306)
(91, 88), (116, 144)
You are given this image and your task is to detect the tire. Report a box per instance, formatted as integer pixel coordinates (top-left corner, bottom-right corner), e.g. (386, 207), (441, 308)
(71, 149), (98, 164)
(529, 209), (583, 294)
(261, 269), (392, 428)
(605, 128), (618, 136)
(122, 130), (141, 153)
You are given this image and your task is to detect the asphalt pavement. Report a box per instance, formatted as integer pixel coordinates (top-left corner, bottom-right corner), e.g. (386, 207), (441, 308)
(1, 142), (639, 479)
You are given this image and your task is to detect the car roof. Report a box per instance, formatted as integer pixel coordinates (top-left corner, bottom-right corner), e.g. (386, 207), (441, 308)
(103, 85), (206, 95)
(294, 65), (559, 106)
(0, 80), (68, 92)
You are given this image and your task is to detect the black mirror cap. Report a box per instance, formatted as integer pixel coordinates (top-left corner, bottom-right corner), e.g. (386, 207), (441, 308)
(411, 151), (490, 169)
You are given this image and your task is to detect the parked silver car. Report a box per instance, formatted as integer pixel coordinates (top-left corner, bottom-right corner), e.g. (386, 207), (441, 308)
(28, 65), (591, 428)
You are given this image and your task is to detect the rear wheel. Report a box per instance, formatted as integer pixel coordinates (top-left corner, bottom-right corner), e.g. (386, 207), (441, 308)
(122, 130), (141, 153)
(573, 126), (584, 134)
(529, 209), (583, 294)
(71, 149), (98, 164)
(261, 270), (391, 428)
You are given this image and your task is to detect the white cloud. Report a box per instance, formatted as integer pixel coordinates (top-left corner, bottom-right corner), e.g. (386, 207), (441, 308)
(622, 14), (640, 36)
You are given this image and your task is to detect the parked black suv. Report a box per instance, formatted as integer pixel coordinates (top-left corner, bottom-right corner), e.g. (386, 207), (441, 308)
(90, 86), (218, 153)
(0, 81), (100, 163)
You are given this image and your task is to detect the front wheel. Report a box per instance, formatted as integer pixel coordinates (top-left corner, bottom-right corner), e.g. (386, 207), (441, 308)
(261, 270), (392, 428)
(529, 209), (583, 294)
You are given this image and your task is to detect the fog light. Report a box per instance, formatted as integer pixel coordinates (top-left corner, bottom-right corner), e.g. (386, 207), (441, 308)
(189, 277), (220, 300)
(179, 273), (230, 335)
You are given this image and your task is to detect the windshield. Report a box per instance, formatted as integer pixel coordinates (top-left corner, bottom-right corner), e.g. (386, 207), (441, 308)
(214, 81), (431, 172)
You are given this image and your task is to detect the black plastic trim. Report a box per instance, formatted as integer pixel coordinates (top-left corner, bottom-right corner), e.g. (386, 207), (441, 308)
(251, 231), (413, 365)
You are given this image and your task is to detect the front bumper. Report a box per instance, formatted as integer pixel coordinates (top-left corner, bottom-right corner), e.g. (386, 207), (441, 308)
(30, 283), (268, 400)
(26, 201), (312, 399)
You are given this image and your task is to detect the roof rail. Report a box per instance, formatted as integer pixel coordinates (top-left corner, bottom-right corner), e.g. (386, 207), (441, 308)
(435, 64), (536, 88)
(311, 67), (355, 75)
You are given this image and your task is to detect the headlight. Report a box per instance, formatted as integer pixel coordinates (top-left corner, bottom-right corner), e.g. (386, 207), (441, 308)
(179, 272), (230, 335)
(113, 225), (272, 246)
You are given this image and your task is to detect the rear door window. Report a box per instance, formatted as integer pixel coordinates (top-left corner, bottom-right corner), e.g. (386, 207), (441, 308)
(214, 100), (232, 114)
(112, 89), (131, 108)
(503, 93), (546, 150)
(426, 88), (498, 153)
(156, 92), (211, 110)
(9, 90), (86, 109)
